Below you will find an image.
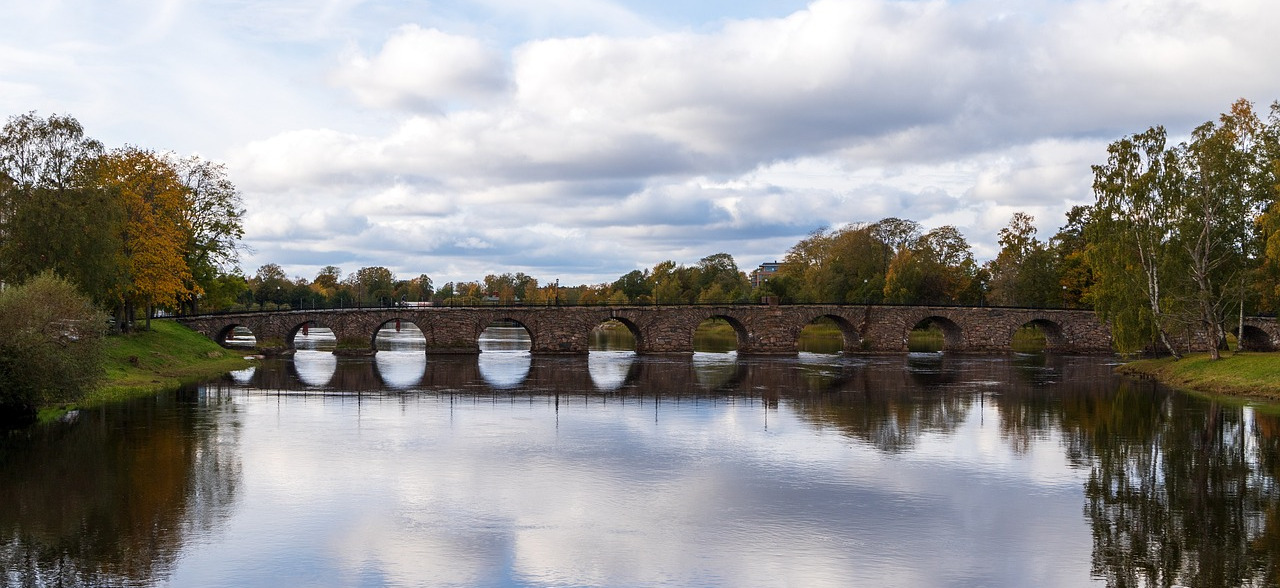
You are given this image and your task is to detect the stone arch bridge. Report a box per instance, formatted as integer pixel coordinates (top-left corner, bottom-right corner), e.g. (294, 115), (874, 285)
(171, 303), (1210, 355)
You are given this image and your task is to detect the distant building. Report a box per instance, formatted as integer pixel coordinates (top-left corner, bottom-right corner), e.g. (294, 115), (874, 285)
(749, 261), (782, 289)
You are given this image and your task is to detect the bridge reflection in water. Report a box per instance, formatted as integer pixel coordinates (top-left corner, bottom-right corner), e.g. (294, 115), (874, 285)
(13, 342), (1280, 586)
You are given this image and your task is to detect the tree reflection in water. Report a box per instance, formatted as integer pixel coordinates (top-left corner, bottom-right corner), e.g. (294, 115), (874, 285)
(10, 348), (1280, 586)
(0, 389), (239, 586)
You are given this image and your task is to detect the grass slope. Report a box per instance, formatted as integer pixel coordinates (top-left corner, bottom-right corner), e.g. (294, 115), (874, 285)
(1118, 353), (1280, 400)
(82, 320), (251, 408)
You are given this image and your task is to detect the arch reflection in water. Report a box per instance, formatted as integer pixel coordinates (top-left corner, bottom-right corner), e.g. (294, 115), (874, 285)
(587, 350), (636, 391)
(478, 322), (532, 389)
(373, 321), (427, 389)
(374, 352), (426, 390)
(291, 350), (337, 388)
(229, 366), (256, 385)
(692, 351), (741, 391)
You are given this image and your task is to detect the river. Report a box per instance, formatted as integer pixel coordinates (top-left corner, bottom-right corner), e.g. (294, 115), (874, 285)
(2, 325), (1279, 587)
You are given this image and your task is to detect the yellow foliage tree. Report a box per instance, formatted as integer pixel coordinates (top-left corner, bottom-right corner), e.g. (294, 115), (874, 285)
(92, 147), (196, 326)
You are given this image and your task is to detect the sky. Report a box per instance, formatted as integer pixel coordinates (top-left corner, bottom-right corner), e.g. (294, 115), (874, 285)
(3, 0), (1279, 286)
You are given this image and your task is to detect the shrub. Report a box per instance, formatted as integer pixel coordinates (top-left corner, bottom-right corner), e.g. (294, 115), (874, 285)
(0, 272), (107, 426)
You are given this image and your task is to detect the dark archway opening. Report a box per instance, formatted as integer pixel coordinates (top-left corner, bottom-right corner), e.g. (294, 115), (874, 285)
(217, 325), (257, 349)
(693, 317), (744, 353)
(1011, 320), (1065, 353)
(1237, 325), (1276, 352)
(589, 318), (638, 352)
(908, 317), (961, 352)
(798, 316), (857, 354)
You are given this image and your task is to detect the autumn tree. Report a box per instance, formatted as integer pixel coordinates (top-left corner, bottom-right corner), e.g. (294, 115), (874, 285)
(883, 226), (979, 305)
(89, 147), (196, 329)
(772, 219), (911, 303)
(1053, 206), (1095, 309)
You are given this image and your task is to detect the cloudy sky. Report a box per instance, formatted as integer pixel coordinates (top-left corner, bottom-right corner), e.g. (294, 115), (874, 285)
(3, 0), (1278, 285)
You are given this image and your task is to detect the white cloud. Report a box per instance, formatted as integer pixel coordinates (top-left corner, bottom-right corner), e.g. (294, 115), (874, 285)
(6, 0), (1279, 283)
(333, 25), (508, 110)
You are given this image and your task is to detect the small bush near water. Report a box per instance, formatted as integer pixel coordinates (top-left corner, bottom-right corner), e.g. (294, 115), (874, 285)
(0, 273), (106, 428)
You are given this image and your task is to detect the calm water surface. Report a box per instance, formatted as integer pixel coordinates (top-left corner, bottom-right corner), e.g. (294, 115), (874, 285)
(3, 327), (1280, 587)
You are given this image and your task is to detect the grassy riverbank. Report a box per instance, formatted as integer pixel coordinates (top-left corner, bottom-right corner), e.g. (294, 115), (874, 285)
(39, 320), (252, 419)
(1118, 353), (1280, 400)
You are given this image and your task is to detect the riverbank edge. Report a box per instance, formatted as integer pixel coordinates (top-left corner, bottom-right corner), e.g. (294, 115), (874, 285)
(1117, 352), (1280, 401)
(37, 320), (253, 422)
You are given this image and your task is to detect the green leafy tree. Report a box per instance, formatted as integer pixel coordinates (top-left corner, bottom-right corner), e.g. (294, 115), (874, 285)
(611, 269), (651, 302)
(1088, 126), (1186, 356)
(173, 155), (244, 314)
(351, 266), (396, 305)
(251, 263), (289, 309)
(987, 213), (1061, 307)
(1090, 99), (1273, 357)
(0, 112), (119, 302)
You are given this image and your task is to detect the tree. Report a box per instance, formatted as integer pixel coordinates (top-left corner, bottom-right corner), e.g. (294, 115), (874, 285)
(1089, 126), (1185, 356)
(0, 112), (119, 301)
(350, 266), (396, 305)
(611, 269), (651, 302)
(1174, 101), (1270, 359)
(173, 155), (244, 314)
(1090, 100), (1274, 358)
(90, 147), (195, 329)
(1053, 206), (1095, 309)
(695, 253), (750, 302)
(251, 263), (289, 309)
(883, 226), (978, 305)
(987, 213), (1061, 307)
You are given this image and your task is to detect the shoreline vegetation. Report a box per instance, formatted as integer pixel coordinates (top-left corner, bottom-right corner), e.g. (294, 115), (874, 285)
(38, 320), (252, 422)
(1118, 353), (1280, 401)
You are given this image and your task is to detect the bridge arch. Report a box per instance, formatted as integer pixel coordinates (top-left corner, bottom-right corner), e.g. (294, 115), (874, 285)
(288, 319), (337, 351)
(909, 316), (963, 351)
(370, 317), (427, 351)
(694, 314), (749, 353)
(1237, 324), (1277, 352)
(796, 313), (861, 353)
(590, 317), (642, 352)
(215, 323), (258, 349)
(480, 317), (534, 352)
(1009, 318), (1067, 353)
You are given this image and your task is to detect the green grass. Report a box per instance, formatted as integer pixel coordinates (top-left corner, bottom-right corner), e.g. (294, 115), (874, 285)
(1118, 352), (1280, 400)
(38, 320), (252, 421)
